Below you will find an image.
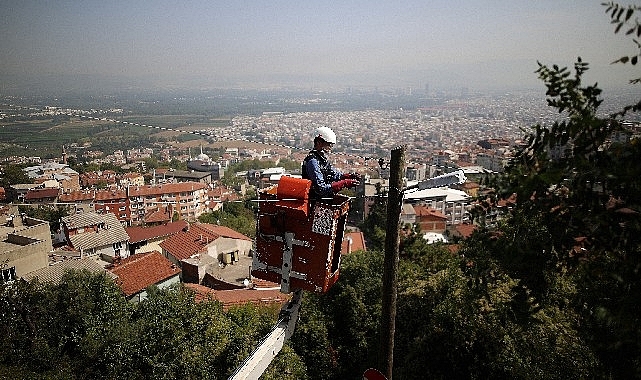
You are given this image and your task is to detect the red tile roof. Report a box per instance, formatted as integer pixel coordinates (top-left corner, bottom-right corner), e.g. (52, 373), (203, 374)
(251, 278), (280, 289)
(128, 182), (207, 197)
(59, 190), (95, 202)
(462, 182), (480, 190)
(25, 187), (59, 200)
(121, 172), (143, 179)
(455, 223), (477, 238)
(144, 208), (171, 224)
(497, 193), (518, 207)
(206, 201), (222, 211)
(341, 231), (367, 254)
(159, 223), (221, 261)
(413, 205), (447, 219)
(184, 283), (290, 310)
(447, 244), (460, 254)
(108, 251), (181, 296)
(207, 186), (241, 202)
(126, 220), (189, 244)
(95, 189), (127, 201)
(196, 223), (252, 241)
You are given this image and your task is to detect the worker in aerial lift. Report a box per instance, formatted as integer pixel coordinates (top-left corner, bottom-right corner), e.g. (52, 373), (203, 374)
(302, 126), (361, 199)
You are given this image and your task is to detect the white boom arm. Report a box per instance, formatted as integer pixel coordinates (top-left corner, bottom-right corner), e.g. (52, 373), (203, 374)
(404, 169), (467, 191)
(228, 290), (303, 380)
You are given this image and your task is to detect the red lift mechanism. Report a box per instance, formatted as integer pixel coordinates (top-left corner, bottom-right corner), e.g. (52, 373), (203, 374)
(252, 175), (350, 294)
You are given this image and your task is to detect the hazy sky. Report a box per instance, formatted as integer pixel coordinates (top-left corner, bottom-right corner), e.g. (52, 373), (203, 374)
(1, 1), (637, 92)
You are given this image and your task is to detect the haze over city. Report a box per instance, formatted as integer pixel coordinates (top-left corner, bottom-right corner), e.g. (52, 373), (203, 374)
(1, 0), (637, 95)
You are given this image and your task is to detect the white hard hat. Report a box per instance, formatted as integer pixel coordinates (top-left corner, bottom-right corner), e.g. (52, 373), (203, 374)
(314, 126), (336, 144)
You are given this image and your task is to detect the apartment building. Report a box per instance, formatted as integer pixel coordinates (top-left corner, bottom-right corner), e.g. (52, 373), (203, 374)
(58, 181), (209, 225)
(94, 189), (130, 224)
(405, 186), (471, 225)
(127, 182), (208, 224)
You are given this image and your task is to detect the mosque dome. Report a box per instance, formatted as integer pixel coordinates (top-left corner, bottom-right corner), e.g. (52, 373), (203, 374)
(195, 152), (210, 161)
(194, 145), (210, 162)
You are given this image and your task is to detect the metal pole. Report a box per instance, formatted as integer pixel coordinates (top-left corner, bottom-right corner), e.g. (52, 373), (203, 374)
(378, 145), (405, 380)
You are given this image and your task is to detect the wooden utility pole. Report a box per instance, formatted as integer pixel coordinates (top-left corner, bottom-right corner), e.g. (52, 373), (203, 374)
(378, 145), (406, 380)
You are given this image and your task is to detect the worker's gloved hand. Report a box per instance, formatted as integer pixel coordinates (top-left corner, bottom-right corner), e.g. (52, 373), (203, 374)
(341, 172), (362, 181)
(331, 179), (359, 192)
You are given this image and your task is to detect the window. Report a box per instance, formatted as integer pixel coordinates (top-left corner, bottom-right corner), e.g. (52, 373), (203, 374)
(113, 242), (122, 257)
(0, 267), (16, 283)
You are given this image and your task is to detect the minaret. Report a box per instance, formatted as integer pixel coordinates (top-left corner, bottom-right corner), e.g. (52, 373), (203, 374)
(61, 145), (67, 165)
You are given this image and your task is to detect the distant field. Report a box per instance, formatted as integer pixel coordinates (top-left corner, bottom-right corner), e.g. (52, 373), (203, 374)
(0, 120), (54, 145)
(0, 119), (112, 157)
(120, 115), (230, 129)
(0, 114), (268, 159)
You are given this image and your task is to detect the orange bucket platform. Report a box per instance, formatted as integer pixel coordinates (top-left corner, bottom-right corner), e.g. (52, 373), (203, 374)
(252, 176), (350, 293)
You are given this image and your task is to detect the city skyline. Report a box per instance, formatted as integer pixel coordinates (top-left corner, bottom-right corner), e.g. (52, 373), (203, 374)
(1, 1), (638, 94)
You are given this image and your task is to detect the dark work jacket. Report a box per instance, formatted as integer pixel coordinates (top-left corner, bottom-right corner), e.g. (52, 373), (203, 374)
(301, 149), (342, 199)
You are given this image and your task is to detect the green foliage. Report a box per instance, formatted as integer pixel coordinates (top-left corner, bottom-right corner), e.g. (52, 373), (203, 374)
(487, 4), (641, 375)
(288, 237), (598, 379)
(0, 164), (30, 187)
(169, 158), (188, 171)
(261, 344), (308, 380)
(176, 134), (202, 143)
(500, 58), (639, 261)
(19, 205), (70, 232)
(290, 301), (335, 380)
(603, 1), (641, 114)
(227, 158), (276, 174)
(289, 6), (641, 373)
(220, 173), (246, 188)
(359, 183), (388, 251)
(277, 158), (302, 172)
(142, 156), (159, 170)
(2, 6), (640, 379)
(604, 3), (641, 70)
(0, 270), (284, 379)
(198, 200), (257, 238)
(292, 251), (384, 380)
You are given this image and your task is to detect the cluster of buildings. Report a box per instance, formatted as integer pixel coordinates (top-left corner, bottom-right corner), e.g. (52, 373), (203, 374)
(0, 154), (485, 313)
(3, 140), (499, 243)
(1, 201), (367, 306)
(0, 100), (538, 307)
(0, 210), (294, 307)
(4, 163), (217, 226)
(215, 105), (532, 171)
(0, 154), (372, 308)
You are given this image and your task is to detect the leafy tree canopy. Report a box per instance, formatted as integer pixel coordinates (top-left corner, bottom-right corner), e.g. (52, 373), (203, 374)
(0, 270), (292, 379)
(198, 200), (257, 238)
(0, 164), (30, 187)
